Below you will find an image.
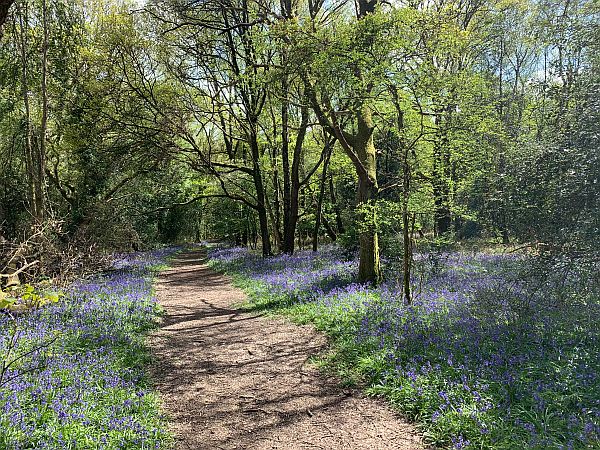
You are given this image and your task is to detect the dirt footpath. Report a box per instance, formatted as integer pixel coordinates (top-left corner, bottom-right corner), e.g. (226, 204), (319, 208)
(148, 249), (424, 450)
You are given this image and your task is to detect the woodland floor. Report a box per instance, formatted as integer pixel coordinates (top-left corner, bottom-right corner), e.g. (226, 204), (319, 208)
(148, 249), (425, 450)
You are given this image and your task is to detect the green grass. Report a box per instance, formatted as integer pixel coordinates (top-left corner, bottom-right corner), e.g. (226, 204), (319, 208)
(208, 248), (600, 450)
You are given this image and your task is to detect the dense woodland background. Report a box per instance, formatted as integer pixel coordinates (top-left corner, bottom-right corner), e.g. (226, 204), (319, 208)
(0, 0), (598, 283)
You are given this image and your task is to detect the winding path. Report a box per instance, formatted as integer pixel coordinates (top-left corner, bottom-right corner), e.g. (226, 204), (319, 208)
(148, 249), (424, 450)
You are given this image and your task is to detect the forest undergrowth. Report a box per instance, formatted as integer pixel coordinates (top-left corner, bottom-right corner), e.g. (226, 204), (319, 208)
(209, 246), (600, 450)
(0, 248), (178, 449)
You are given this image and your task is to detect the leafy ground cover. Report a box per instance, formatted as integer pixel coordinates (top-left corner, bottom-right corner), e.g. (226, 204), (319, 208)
(0, 248), (178, 449)
(209, 246), (600, 450)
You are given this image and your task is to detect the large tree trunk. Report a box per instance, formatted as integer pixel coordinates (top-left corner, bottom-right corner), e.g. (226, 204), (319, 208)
(355, 106), (381, 284)
(357, 177), (381, 284)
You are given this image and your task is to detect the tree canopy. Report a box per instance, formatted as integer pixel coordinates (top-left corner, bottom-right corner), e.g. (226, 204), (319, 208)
(0, 0), (598, 283)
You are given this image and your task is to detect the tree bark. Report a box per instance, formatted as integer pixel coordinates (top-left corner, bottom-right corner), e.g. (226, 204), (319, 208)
(432, 112), (451, 236)
(355, 105), (381, 284)
(357, 177), (381, 284)
(321, 215), (337, 242)
(392, 91), (412, 304)
(36, 0), (48, 222)
(281, 102), (309, 254)
(281, 73), (292, 253)
(17, 1), (37, 220)
(0, 0), (14, 38)
(270, 119), (283, 250)
(402, 208), (411, 303)
(17, 0), (48, 222)
(249, 125), (272, 256)
(312, 138), (334, 251)
(329, 176), (344, 235)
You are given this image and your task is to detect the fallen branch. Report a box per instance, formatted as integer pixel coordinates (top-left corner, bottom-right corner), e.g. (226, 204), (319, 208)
(0, 260), (39, 278)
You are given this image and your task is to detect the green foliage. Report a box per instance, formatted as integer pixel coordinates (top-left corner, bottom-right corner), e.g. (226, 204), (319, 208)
(0, 284), (62, 311)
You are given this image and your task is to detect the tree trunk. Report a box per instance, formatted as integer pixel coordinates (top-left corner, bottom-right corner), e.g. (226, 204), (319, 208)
(18, 0), (47, 222)
(497, 152), (510, 245)
(329, 176), (344, 235)
(393, 92), (412, 304)
(271, 146), (283, 250)
(402, 208), (411, 303)
(249, 125), (272, 256)
(312, 139), (333, 251)
(0, 0), (14, 39)
(36, 0), (48, 222)
(496, 39), (510, 245)
(355, 106), (381, 284)
(255, 177), (271, 257)
(433, 113), (451, 236)
(357, 178), (381, 284)
(401, 144), (412, 304)
(266, 189), (282, 250)
(281, 102), (309, 254)
(18, 1), (36, 219)
(321, 215), (337, 242)
(281, 74), (292, 253)
(302, 77), (380, 283)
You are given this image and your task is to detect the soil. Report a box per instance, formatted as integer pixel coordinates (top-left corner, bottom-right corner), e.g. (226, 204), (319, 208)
(148, 249), (425, 450)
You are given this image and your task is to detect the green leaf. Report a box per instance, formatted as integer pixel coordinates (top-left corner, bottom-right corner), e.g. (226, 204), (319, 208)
(45, 292), (60, 303)
(0, 297), (16, 309)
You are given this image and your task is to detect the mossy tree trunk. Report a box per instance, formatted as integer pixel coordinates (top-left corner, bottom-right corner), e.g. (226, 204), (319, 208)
(354, 106), (381, 284)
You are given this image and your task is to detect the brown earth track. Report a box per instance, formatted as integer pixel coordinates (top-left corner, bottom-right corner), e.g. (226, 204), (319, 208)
(148, 249), (425, 450)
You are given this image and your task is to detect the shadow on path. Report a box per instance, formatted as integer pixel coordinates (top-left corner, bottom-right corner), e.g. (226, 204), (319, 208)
(149, 249), (424, 450)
